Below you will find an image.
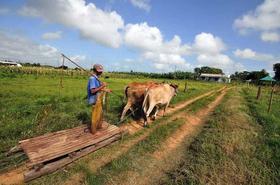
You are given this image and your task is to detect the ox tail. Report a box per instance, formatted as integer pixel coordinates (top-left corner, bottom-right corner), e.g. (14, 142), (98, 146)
(142, 88), (149, 114)
(123, 86), (129, 101)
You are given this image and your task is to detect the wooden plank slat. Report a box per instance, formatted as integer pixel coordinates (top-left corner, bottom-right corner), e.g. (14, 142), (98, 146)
(20, 123), (121, 167)
(25, 125), (117, 159)
(24, 133), (122, 182)
(24, 125), (118, 165)
(19, 125), (87, 144)
(21, 123), (111, 149)
(26, 128), (120, 166)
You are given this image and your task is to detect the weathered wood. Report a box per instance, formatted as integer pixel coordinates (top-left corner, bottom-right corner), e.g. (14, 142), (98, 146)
(20, 122), (120, 167)
(184, 81), (188, 92)
(267, 86), (275, 113)
(6, 145), (22, 156)
(19, 125), (87, 144)
(26, 128), (120, 167)
(24, 133), (121, 182)
(256, 86), (262, 100)
(91, 92), (105, 134)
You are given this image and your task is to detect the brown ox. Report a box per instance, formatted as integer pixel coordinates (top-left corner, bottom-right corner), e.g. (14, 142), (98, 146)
(120, 81), (159, 121)
(142, 83), (178, 126)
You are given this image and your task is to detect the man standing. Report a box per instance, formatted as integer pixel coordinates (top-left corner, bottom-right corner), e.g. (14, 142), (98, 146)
(87, 64), (111, 105)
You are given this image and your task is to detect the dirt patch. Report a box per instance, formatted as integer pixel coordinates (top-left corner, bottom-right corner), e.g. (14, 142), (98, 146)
(0, 167), (25, 185)
(63, 172), (84, 185)
(154, 88), (227, 159)
(110, 88), (228, 185)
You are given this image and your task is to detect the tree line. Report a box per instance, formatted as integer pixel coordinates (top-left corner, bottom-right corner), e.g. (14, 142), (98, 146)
(231, 63), (280, 83)
(8, 61), (280, 82)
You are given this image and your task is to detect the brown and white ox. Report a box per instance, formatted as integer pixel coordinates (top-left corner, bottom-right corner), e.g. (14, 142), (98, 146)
(142, 83), (178, 126)
(120, 81), (159, 121)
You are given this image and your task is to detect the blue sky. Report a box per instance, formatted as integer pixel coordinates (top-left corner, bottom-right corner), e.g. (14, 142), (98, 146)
(0, 0), (279, 74)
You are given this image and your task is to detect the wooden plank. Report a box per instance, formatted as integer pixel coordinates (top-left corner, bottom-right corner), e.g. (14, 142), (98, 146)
(26, 128), (120, 167)
(20, 123), (121, 167)
(24, 126), (119, 166)
(24, 133), (122, 182)
(21, 123), (111, 149)
(20, 125), (87, 144)
(24, 125), (116, 158)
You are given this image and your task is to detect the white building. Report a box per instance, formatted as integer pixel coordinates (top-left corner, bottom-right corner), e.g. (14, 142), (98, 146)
(199, 73), (231, 83)
(0, 60), (22, 67)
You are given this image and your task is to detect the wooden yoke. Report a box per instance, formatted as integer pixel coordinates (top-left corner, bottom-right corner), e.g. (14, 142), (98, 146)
(91, 91), (106, 134)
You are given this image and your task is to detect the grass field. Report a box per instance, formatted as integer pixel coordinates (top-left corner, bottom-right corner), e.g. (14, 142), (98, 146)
(163, 86), (280, 185)
(0, 69), (222, 172)
(28, 86), (224, 185)
(1, 67), (279, 185)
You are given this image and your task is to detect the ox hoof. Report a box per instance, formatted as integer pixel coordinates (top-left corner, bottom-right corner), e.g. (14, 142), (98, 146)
(143, 124), (150, 128)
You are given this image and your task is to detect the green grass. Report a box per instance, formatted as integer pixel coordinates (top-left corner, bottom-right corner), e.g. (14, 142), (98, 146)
(83, 118), (185, 185)
(0, 69), (222, 171)
(162, 87), (280, 185)
(27, 86), (223, 185)
(80, 90), (224, 185)
(242, 86), (280, 183)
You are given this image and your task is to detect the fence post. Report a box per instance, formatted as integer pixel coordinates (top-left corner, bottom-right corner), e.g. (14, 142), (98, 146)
(91, 92), (105, 134)
(256, 86), (262, 100)
(184, 81), (188, 92)
(267, 86), (275, 113)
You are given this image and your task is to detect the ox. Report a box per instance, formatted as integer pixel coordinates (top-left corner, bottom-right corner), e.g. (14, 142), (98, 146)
(120, 81), (159, 121)
(142, 83), (178, 126)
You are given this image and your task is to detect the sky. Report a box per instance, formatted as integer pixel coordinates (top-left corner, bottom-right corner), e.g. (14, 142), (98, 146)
(0, 0), (279, 75)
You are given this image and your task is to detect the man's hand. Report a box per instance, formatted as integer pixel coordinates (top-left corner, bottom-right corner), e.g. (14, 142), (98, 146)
(103, 88), (112, 93)
(101, 82), (107, 87)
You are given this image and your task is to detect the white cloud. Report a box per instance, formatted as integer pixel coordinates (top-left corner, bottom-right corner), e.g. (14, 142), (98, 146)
(42, 31), (62, 40)
(125, 22), (163, 51)
(0, 7), (10, 14)
(69, 55), (86, 62)
(20, 0), (124, 48)
(197, 54), (233, 67)
(190, 32), (238, 73)
(234, 48), (256, 59)
(16, 1), (247, 73)
(234, 48), (275, 61)
(234, 0), (280, 42)
(130, 0), (151, 12)
(0, 31), (87, 68)
(0, 32), (59, 65)
(124, 22), (192, 71)
(124, 24), (240, 73)
(261, 32), (280, 42)
(192, 32), (226, 55)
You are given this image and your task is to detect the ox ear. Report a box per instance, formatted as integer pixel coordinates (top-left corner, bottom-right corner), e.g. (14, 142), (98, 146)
(170, 84), (179, 95)
(170, 84), (178, 89)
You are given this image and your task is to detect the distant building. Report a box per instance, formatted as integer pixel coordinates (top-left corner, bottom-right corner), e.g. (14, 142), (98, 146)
(199, 73), (231, 83)
(0, 60), (22, 67)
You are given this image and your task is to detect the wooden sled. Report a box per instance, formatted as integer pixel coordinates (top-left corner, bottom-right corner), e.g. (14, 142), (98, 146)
(18, 92), (123, 182)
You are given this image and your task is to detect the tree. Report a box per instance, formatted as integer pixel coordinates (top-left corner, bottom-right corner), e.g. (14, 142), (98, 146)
(57, 65), (68, 70)
(230, 71), (250, 81)
(194, 66), (223, 75)
(273, 63), (280, 81)
(247, 69), (268, 82)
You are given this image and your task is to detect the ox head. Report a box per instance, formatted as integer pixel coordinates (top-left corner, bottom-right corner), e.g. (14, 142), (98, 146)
(170, 84), (179, 95)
